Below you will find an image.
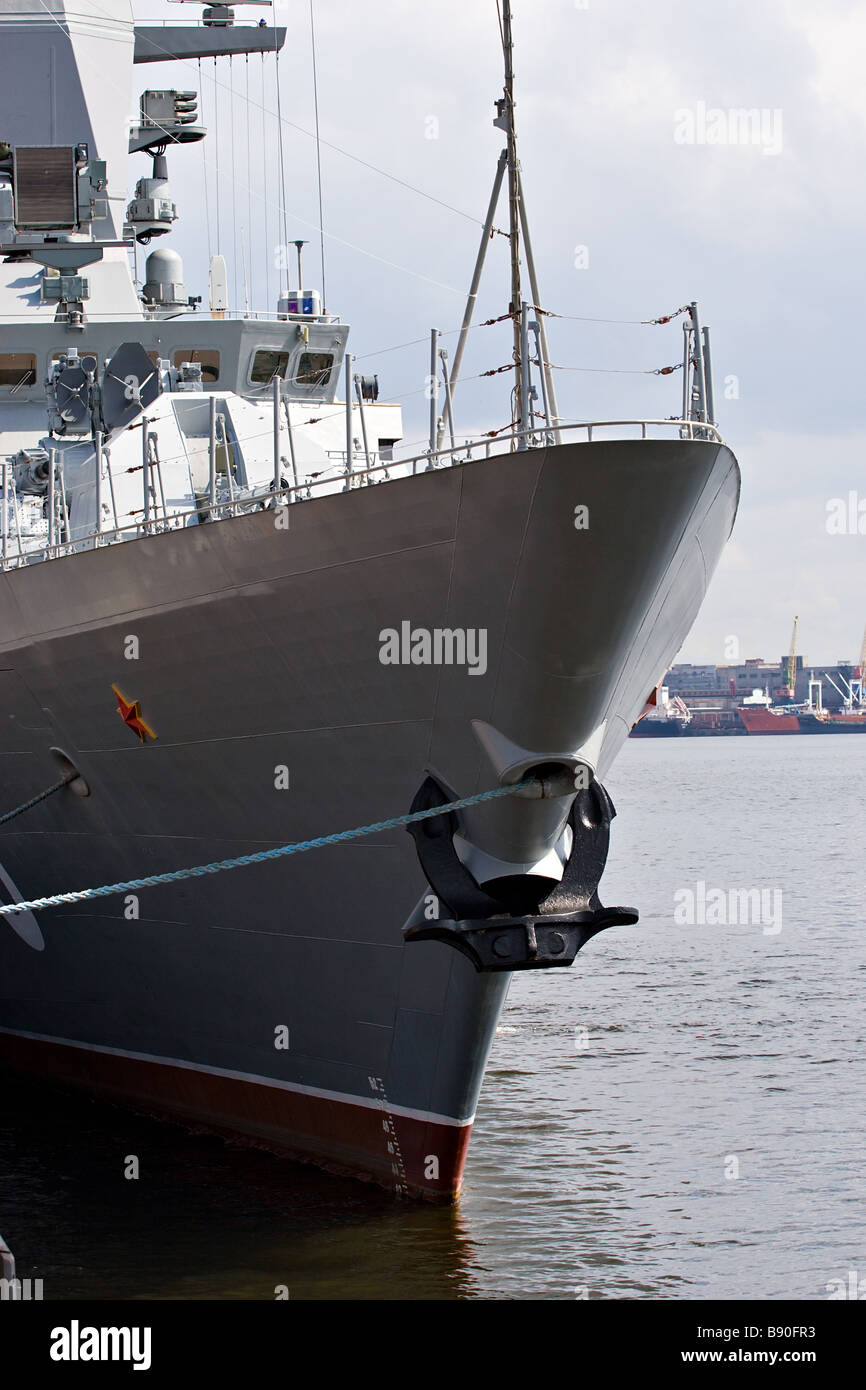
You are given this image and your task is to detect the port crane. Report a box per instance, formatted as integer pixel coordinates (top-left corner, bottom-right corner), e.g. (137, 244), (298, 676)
(855, 625), (866, 705)
(831, 625), (866, 709)
(818, 624), (866, 711)
(779, 614), (799, 700)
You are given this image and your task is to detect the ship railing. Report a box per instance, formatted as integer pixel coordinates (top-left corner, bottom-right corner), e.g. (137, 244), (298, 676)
(0, 417), (725, 570)
(393, 417), (724, 471)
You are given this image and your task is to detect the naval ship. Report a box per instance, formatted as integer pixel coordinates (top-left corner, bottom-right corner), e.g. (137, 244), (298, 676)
(0, 0), (740, 1200)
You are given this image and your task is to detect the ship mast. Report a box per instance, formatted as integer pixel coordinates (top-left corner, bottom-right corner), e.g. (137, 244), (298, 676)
(500, 0), (524, 433)
(445, 0), (560, 449)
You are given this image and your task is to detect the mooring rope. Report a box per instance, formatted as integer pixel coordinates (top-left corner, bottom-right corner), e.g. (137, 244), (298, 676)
(0, 779), (534, 918)
(0, 774), (77, 828)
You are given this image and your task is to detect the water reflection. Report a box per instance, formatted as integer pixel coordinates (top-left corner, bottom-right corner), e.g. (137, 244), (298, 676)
(0, 1075), (481, 1300)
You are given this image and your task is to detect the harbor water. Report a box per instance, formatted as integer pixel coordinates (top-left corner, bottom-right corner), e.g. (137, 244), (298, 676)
(1, 735), (863, 1300)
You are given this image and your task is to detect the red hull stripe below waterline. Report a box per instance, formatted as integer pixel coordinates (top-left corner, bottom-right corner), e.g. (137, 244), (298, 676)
(0, 1028), (473, 1200)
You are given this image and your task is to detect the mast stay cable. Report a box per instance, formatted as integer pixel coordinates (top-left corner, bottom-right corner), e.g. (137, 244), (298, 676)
(309, 0), (327, 312)
(274, 29), (292, 301)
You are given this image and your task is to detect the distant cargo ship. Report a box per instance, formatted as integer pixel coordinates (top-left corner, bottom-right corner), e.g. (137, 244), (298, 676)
(797, 711), (866, 733)
(738, 688), (866, 734)
(630, 686), (692, 738)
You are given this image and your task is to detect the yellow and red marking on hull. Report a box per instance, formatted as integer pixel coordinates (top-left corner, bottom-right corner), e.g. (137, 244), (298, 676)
(111, 685), (156, 743)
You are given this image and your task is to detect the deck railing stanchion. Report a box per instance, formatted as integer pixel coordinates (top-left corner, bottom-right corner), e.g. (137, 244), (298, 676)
(518, 302), (532, 450)
(48, 449), (56, 553)
(689, 301), (708, 423)
(344, 353), (354, 486)
(530, 317), (552, 445)
(142, 422), (151, 530)
(59, 466), (70, 549)
(10, 475), (23, 562)
(702, 325), (715, 426)
(219, 415), (235, 510)
(95, 430), (104, 544)
(682, 321), (691, 424)
(272, 375), (282, 497)
(209, 395), (218, 509)
(428, 328), (439, 461)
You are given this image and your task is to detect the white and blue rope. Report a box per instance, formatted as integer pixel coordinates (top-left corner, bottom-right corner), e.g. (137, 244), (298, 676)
(0, 780), (532, 918)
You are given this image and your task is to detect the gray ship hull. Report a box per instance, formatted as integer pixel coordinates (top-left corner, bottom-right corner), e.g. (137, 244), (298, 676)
(0, 436), (739, 1198)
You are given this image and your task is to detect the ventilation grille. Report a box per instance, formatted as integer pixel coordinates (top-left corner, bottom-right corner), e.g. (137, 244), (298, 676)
(13, 146), (77, 229)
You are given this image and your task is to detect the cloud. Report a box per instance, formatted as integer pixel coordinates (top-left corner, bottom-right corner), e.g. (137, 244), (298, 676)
(679, 430), (865, 663)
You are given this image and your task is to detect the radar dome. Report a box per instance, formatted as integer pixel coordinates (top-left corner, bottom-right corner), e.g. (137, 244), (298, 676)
(143, 248), (188, 310)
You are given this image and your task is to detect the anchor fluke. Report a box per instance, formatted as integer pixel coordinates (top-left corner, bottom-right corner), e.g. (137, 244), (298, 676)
(404, 773), (638, 972)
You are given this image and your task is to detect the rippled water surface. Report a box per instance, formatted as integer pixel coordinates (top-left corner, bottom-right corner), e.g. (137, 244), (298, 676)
(2, 737), (863, 1299)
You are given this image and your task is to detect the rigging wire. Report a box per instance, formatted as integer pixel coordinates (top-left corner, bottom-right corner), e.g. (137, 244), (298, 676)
(353, 334), (444, 362)
(274, 30), (292, 300)
(230, 57), (238, 313)
(540, 305), (691, 326)
(34, 0), (501, 300)
(550, 362), (683, 376)
(35, 0), (467, 300)
(82, 0), (508, 236)
(245, 55), (253, 310)
(353, 317), (512, 362)
(32, 0), (694, 331)
(213, 56), (220, 254)
(352, 304), (688, 363)
(261, 54), (271, 313)
(309, 0), (327, 311)
(199, 59), (212, 264)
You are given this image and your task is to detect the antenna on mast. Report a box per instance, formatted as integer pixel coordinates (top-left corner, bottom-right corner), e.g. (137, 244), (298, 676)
(293, 240), (309, 292)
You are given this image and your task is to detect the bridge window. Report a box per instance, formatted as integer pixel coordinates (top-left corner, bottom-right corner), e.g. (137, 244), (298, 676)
(0, 352), (37, 390)
(173, 348), (220, 382)
(250, 349), (291, 385)
(295, 351), (334, 389)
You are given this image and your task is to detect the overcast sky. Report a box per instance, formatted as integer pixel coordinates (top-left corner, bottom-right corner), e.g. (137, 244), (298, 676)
(134, 0), (865, 666)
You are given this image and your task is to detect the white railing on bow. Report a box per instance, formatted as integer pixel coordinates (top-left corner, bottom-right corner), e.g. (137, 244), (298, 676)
(0, 417), (725, 571)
